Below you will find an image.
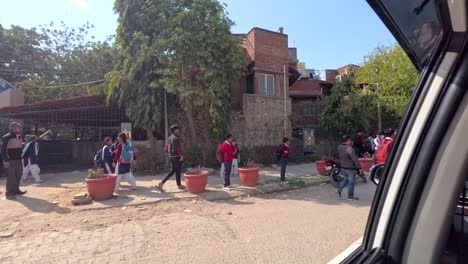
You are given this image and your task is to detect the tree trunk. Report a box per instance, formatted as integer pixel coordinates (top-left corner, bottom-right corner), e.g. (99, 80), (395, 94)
(185, 108), (198, 146)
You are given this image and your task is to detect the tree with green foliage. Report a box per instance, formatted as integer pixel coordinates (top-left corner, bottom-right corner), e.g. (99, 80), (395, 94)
(321, 75), (375, 133)
(0, 22), (115, 103)
(356, 44), (419, 122)
(109, 0), (244, 141)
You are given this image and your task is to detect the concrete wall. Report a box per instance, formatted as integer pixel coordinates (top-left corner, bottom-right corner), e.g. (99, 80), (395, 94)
(231, 94), (292, 149)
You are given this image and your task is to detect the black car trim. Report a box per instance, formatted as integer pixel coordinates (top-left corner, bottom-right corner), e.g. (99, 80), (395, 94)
(366, 0), (421, 70)
(385, 36), (467, 262)
(360, 0), (456, 253)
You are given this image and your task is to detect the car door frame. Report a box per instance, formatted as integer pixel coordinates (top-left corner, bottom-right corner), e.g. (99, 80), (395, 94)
(336, 0), (468, 263)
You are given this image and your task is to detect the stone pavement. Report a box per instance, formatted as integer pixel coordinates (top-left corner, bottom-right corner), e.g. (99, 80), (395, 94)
(0, 163), (330, 264)
(0, 222), (146, 264)
(0, 163), (326, 214)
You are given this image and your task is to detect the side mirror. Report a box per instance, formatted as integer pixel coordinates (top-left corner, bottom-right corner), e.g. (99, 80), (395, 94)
(370, 164), (385, 185)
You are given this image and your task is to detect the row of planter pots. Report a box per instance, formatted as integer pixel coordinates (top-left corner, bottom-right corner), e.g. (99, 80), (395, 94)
(315, 158), (373, 176)
(85, 167), (261, 201)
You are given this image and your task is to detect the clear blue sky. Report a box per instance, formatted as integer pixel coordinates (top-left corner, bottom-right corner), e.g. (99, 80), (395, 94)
(1, 0), (396, 70)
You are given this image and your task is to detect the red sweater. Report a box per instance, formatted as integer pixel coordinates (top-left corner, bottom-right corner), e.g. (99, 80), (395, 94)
(279, 144), (290, 159)
(221, 141), (235, 162)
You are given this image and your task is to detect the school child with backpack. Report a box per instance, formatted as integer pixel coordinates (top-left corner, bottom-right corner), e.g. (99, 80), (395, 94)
(156, 125), (186, 192)
(94, 137), (114, 174)
(112, 133), (136, 192)
(21, 135), (42, 183)
(277, 137), (290, 184)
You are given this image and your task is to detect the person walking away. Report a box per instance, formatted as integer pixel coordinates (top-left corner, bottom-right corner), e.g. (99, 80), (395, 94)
(216, 143), (225, 178)
(337, 135), (362, 201)
(221, 134), (235, 190)
(101, 137), (114, 174)
(1, 122), (26, 200)
(110, 137), (118, 160)
(157, 125), (186, 192)
(232, 139), (240, 177)
(373, 131), (383, 165)
(375, 129), (395, 165)
(354, 131), (365, 157)
(112, 133), (137, 192)
(21, 135), (42, 183)
(278, 137), (290, 184)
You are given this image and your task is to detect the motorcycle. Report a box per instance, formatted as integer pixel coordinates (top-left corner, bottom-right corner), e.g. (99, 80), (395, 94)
(325, 159), (367, 187)
(325, 160), (343, 187)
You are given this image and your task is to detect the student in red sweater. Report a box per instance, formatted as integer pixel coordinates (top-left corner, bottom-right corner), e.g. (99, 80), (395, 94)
(112, 133), (136, 192)
(278, 137), (290, 183)
(221, 134), (235, 190)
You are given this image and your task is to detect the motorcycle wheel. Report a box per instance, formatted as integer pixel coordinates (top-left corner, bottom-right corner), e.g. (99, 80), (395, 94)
(329, 168), (342, 187)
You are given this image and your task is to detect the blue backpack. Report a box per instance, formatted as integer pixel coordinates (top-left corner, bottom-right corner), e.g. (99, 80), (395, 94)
(119, 142), (132, 164)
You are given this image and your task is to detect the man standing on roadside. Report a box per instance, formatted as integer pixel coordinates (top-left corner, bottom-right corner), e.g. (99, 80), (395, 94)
(337, 135), (362, 201)
(278, 137), (290, 184)
(221, 134), (235, 191)
(156, 125), (186, 192)
(2, 122), (26, 200)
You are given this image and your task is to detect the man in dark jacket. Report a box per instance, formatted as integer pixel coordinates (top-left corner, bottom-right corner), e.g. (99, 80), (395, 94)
(157, 125), (185, 192)
(337, 135), (362, 201)
(1, 122), (26, 199)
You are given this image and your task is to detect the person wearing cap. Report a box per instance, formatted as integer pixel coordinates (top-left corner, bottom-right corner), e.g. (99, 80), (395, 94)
(1, 122), (26, 199)
(221, 134), (236, 190)
(337, 135), (362, 201)
(21, 135), (43, 183)
(157, 125), (186, 192)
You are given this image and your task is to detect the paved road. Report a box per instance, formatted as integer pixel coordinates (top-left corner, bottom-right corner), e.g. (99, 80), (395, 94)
(0, 181), (376, 264)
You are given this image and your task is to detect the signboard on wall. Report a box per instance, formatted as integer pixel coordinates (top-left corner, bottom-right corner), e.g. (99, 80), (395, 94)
(297, 62), (306, 70)
(121, 123), (132, 139)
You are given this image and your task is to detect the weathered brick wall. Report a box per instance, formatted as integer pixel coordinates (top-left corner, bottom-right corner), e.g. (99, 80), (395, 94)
(231, 94), (292, 153)
(252, 29), (289, 73)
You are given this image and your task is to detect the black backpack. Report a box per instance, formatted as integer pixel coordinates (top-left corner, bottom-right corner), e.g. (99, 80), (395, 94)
(276, 144), (283, 161)
(364, 137), (374, 155)
(94, 148), (103, 168)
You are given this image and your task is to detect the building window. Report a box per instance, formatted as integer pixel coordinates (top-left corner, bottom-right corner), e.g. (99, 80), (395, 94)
(258, 74), (275, 97)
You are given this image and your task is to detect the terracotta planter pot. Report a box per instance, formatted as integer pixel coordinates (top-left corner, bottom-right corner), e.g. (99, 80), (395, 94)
(359, 158), (373, 172)
(239, 167), (260, 187)
(85, 174), (116, 201)
(316, 160), (327, 176)
(184, 170), (209, 194)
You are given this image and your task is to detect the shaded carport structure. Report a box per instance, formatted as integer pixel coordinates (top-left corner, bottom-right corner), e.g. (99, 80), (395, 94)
(0, 94), (128, 170)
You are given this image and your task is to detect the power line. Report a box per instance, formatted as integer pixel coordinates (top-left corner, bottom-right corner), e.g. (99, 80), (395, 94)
(37, 79), (106, 89)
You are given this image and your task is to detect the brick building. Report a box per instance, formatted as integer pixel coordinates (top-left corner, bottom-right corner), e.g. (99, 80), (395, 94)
(230, 27), (301, 149)
(288, 64), (359, 152)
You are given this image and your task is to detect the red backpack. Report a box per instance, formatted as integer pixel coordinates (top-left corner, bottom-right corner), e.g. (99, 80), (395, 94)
(376, 138), (393, 164)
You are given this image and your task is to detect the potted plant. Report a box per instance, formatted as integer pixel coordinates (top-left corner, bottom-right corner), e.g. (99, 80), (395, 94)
(359, 153), (373, 172)
(238, 159), (260, 187)
(85, 168), (116, 201)
(184, 169), (209, 194)
(315, 160), (327, 176)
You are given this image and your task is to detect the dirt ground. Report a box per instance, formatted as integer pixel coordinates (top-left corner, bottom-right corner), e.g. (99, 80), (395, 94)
(0, 181), (375, 264)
